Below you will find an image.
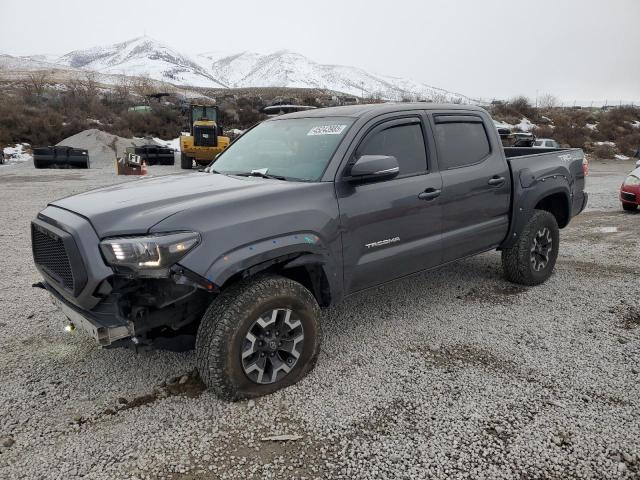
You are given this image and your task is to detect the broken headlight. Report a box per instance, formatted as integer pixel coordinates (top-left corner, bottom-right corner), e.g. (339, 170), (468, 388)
(100, 232), (200, 275)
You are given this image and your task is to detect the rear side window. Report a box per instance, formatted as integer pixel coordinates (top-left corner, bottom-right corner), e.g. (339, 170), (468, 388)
(358, 122), (427, 176)
(434, 121), (491, 169)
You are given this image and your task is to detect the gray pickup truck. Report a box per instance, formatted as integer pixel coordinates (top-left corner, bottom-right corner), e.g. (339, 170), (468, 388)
(32, 103), (587, 400)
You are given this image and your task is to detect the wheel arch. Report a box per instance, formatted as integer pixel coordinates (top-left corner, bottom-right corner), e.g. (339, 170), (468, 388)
(205, 233), (341, 307)
(501, 182), (571, 249)
(533, 191), (571, 228)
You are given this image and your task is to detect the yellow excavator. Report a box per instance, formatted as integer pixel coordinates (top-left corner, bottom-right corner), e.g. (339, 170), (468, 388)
(180, 104), (230, 169)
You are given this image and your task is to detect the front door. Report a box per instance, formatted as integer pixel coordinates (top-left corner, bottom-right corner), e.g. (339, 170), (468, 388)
(336, 115), (443, 294)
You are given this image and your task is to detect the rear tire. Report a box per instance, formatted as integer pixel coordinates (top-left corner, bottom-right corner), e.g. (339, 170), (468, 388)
(196, 275), (322, 401)
(502, 209), (559, 286)
(622, 203), (637, 212)
(180, 153), (192, 169)
(33, 159), (44, 169)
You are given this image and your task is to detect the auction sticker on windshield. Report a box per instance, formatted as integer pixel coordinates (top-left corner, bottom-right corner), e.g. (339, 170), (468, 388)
(307, 125), (348, 136)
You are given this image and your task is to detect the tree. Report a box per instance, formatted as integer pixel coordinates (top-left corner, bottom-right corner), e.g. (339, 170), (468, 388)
(113, 75), (134, 103)
(21, 70), (51, 97)
(80, 71), (99, 99)
(538, 93), (559, 109)
(131, 75), (154, 98)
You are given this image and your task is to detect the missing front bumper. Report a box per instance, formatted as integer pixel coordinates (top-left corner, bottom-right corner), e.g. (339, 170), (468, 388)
(45, 283), (134, 346)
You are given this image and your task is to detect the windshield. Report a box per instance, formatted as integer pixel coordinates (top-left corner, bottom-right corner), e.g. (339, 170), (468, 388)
(211, 117), (355, 181)
(192, 106), (217, 122)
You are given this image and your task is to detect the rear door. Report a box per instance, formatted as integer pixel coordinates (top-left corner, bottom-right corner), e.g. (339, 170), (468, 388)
(336, 113), (443, 293)
(430, 112), (511, 262)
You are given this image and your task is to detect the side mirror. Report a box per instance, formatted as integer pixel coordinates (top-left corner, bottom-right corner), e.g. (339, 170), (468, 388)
(347, 155), (399, 182)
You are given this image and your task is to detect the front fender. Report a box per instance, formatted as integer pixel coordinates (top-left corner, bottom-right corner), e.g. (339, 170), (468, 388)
(204, 232), (342, 300)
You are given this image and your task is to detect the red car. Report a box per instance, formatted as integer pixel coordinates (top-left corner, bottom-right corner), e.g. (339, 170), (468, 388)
(620, 166), (640, 211)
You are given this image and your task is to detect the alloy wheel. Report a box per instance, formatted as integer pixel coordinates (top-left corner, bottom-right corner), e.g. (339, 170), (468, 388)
(241, 308), (304, 384)
(530, 227), (553, 271)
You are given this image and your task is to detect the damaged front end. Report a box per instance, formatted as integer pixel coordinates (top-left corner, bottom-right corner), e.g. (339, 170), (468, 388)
(44, 264), (216, 351)
(99, 267), (215, 350)
(32, 208), (215, 351)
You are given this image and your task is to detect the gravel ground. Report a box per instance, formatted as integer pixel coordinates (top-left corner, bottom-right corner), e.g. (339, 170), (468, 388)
(0, 159), (638, 479)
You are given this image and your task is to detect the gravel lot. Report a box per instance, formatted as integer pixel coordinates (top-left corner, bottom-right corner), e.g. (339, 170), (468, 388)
(0, 159), (638, 479)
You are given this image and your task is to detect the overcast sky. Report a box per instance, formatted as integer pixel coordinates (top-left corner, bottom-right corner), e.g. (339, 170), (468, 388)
(1, 0), (638, 103)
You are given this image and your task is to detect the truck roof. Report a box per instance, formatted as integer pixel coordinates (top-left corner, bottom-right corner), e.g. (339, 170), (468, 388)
(273, 102), (485, 120)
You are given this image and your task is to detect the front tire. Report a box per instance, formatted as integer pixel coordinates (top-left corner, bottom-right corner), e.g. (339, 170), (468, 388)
(502, 209), (559, 286)
(622, 203), (637, 212)
(180, 153), (192, 169)
(196, 275), (322, 401)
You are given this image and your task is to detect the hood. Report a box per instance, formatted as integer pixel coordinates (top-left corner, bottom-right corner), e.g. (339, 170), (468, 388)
(50, 172), (299, 237)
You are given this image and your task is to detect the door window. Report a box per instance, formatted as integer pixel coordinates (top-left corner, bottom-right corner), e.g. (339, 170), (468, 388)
(357, 121), (427, 176)
(434, 121), (491, 169)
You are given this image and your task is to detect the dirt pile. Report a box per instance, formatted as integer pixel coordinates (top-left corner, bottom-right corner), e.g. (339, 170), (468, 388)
(56, 129), (156, 168)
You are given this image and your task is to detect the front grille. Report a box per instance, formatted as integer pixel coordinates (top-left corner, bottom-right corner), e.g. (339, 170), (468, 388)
(621, 191), (637, 202)
(32, 225), (74, 291)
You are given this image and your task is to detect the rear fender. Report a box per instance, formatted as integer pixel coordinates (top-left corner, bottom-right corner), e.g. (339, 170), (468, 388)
(501, 176), (571, 249)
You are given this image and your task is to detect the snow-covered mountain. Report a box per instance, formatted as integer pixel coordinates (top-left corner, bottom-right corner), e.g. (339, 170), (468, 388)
(200, 50), (474, 102)
(57, 37), (227, 88)
(3, 37), (476, 102)
(0, 54), (66, 71)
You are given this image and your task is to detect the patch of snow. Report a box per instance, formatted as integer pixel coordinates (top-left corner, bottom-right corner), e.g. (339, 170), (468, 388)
(586, 123), (598, 130)
(493, 120), (513, 129)
(2, 143), (32, 164)
(614, 154), (630, 161)
(629, 121), (640, 129)
(594, 226), (618, 233)
(153, 137), (180, 150)
(595, 141), (616, 146)
(515, 118), (536, 132)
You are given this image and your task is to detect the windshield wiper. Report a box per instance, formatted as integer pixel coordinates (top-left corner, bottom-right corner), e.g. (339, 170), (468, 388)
(233, 170), (290, 181)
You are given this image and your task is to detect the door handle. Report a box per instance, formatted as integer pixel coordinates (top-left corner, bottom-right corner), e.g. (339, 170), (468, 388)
(418, 188), (441, 201)
(488, 176), (506, 186)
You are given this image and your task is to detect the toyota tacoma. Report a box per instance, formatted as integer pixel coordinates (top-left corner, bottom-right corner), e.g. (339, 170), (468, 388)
(32, 103), (588, 400)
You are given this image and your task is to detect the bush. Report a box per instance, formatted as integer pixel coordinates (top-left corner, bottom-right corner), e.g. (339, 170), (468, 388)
(592, 143), (617, 159)
(617, 132), (640, 156)
(490, 96), (538, 123)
